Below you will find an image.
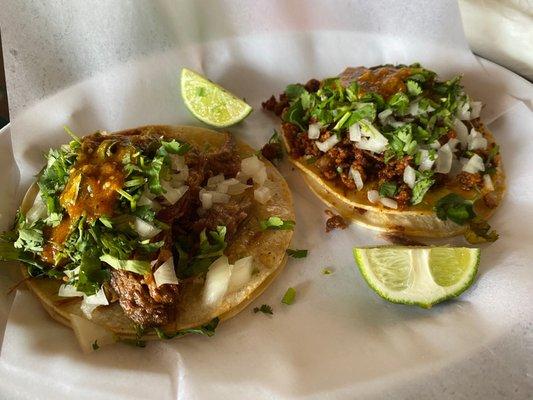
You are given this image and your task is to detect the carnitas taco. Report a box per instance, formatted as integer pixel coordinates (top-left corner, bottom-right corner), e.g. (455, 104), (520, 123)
(0, 125), (294, 350)
(263, 64), (504, 239)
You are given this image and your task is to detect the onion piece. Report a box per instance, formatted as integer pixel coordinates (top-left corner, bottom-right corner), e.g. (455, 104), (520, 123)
(447, 138), (460, 152)
(349, 123), (362, 142)
(418, 149), (436, 172)
(203, 256), (232, 306)
(227, 256), (253, 293)
(80, 286), (109, 319)
(154, 257), (179, 287)
(470, 101), (482, 119)
(349, 166), (364, 190)
(70, 313), (116, 353)
(200, 190), (213, 209)
(483, 174), (495, 192)
(241, 156), (263, 177)
(354, 121), (389, 153)
(138, 194), (161, 211)
(380, 197), (398, 209)
(26, 192), (47, 224)
(254, 186), (272, 204)
(456, 101), (471, 120)
(308, 123), (321, 139)
(133, 217), (161, 239)
(468, 129), (487, 150)
(429, 141), (441, 149)
(58, 284), (84, 298)
(212, 191), (230, 204)
(435, 144), (453, 174)
(378, 108), (393, 124)
(408, 101), (420, 116)
(169, 155), (189, 181)
(227, 182), (250, 195)
(462, 154), (485, 174)
(403, 165), (416, 189)
(253, 166), (268, 186)
(207, 174), (225, 188)
(316, 134), (340, 152)
(367, 190), (380, 204)
(453, 118), (469, 146)
(161, 181), (188, 204)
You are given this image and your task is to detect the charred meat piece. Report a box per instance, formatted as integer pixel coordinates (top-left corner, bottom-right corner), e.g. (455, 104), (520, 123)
(325, 210), (348, 233)
(205, 133), (241, 178)
(110, 269), (179, 327)
(193, 197), (252, 241)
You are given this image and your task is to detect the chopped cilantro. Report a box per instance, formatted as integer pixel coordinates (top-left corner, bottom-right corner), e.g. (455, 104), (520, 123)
(92, 340), (100, 351)
(286, 249), (308, 258)
(281, 287), (296, 305)
(259, 217), (295, 231)
(464, 217), (499, 244)
(434, 193), (476, 225)
(284, 84), (306, 99)
(99, 254), (151, 275)
(253, 304), (273, 315)
(322, 267), (333, 275)
(411, 172), (435, 205)
(378, 182), (398, 198)
(406, 80), (422, 96)
(154, 318), (219, 339)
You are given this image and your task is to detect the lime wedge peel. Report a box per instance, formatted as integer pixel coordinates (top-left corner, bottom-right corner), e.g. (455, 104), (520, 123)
(180, 68), (252, 128)
(353, 247), (480, 308)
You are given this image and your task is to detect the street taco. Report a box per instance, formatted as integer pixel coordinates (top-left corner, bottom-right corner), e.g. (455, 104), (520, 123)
(0, 125), (294, 348)
(263, 64), (504, 238)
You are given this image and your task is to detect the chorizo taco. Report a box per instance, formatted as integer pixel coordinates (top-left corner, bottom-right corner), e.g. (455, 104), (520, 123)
(0, 125), (294, 350)
(263, 64), (504, 239)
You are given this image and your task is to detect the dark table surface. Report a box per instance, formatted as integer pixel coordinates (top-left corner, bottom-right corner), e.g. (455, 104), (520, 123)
(0, 32), (9, 128)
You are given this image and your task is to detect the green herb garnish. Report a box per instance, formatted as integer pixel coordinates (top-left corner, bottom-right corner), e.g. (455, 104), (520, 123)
(281, 287), (296, 305)
(286, 249), (308, 258)
(253, 304), (273, 315)
(259, 217), (295, 231)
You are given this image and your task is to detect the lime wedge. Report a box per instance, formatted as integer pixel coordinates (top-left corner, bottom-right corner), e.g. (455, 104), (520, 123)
(180, 68), (252, 127)
(353, 247), (480, 308)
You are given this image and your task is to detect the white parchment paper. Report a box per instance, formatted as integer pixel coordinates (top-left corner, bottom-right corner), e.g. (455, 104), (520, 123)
(0, 1), (531, 399)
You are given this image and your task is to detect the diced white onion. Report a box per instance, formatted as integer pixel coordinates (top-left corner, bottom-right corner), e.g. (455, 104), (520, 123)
(212, 191), (230, 204)
(380, 197), (398, 209)
(64, 266), (80, 280)
(378, 108), (393, 124)
(203, 256), (232, 306)
(468, 129), (487, 150)
(349, 166), (364, 190)
(456, 101), (471, 120)
(200, 190), (213, 209)
(26, 192), (47, 224)
(462, 154), (485, 174)
(241, 156), (263, 177)
(389, 120), (405, 128)
(483, 174), (495, 192)
(354, 121), (389, 153)
(436, 144), (453, 174)
(133, 217), (161, 239)
(418, 149), (436, 172)
(316, 135), (340, 152)
(308, 123), (321, 139)
(70, 313), (116, 354)
(228, 256), (253, 293)
(349, 123), (362, 142)
(367, 190), (380, 204)
(429, 141), (441, 149)
(216, 178), (238, 194)
(447, 138), (460, 152)
(80, 286), (109, 319)
(154, 257), (179, 287)
(403, 165), (416, 189)
(253, 166), (268, 186)
(470, 101), (482, 119)
(453, 118), (469, 146)
(408, 101), (420, 116)
(227, 182), (250, 195)
(138, 194), (161, 211)
(254, 186), (272, 204)
(58, 284), (84, 298)
(161, 181), (188, 204)
(207, 174), (225, 189)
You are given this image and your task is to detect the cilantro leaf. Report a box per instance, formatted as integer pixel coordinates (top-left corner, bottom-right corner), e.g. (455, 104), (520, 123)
(434, 193), (476, 225)
(99, 254), (151, 275)
(154, 317), (219, 339)
(77, 251), (110, 295)
(253, 304), (273, 315)
(281, 287), (296, 305)
(378, 182), (398, 198)
(388, 92), (410, 114)
(14, 217), (44, 253)
(411, 172), (435, 205)
(464, 217), (499, 244)
(259, 217), (295, 231)
(178, 226), (227, 278)
(282, 99), (307, 131)
(286, 249), (308, 258)
(284, 84), (306, 99)
(406, 80), (422, 96)
(161, 140), (191, 155)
